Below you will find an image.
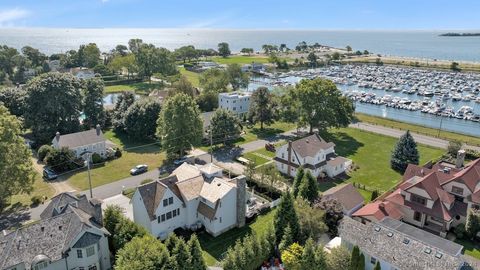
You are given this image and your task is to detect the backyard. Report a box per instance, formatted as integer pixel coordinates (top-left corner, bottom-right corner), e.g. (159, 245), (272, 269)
(455, 238), (480, 260)
(104, 81), (164, 94)
(67, 130), (165, 190)
(179, 67), (200, 87)
(9, 173), (55, 208)
(198, 209), (275, 266)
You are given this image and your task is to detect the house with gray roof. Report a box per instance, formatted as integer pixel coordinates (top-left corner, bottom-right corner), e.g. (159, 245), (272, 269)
(274, 133), (351, 178)
(339, 216), (475, 270)
(0, 192), (111, 270)
(322, 183), (364, 216)
(52, 125), (106, 158)
(131, 162), (246, 239)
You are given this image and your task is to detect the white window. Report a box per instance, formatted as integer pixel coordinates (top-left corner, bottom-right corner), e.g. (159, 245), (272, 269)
(370, 257), (377, 264)
(88, 265), (97, 270)
(86, 246), (95, 257)
(34, 261), (48, 270)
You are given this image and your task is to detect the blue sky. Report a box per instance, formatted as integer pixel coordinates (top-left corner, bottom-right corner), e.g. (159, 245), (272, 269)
(0, 0), (479, 29)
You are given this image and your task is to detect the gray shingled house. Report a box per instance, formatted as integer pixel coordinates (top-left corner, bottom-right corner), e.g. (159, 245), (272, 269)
(52, 125), (106, 158)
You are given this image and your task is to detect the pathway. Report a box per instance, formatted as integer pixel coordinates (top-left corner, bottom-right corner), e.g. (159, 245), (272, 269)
(31, 157), (76, 195)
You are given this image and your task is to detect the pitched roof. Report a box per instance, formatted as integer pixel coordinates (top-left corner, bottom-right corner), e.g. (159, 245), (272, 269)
(197, 201), (218, 220)
(322, 183), (364, 212)
(291, 133), (335, 158)
(54, 128), (105, 149)
(175, 175), (204, 201)
(339, 217), (467, 270)
(171, 163), (202, 181)
(352, 200), (403, 221)
(137, 180), (168, 221)
(442, 159), (480, 192)
(200, 177), (235, 204)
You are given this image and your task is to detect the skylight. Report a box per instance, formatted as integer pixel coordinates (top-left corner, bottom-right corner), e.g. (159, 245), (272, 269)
(374, 226), (381, 232)
(402, 238), (410, 244)
(387, 232), (394, 237)
(424, 247), (432, 254)
(435, 252), (443, 259)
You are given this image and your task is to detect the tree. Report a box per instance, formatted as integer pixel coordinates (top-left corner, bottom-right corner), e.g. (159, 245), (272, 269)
(296, 78), (354, 133)
(0, 106), (36, 212)
(124, 98), (162, 140)
(390, 130), (419, 173)
(301, 238), (317, 270)
(115, 235), (169, 270)
(25, 73), (83, 143)
(292, 166), (305, 198)
(175, 45), (198, 63)
(315, 198), (344, 237)
(170, 238), (192, 270)
(188, 234), (207, 270)
(226, 64), (249, 90)
(274, 86), (300, 124)
(109, 54), (137, 78)
(196, 91), (218, 112)
(210, 108), (241, 145)
(240, 48), (254, 55)
(157, 93), (203, 159)
(171, 75), (196, 97)
(326, 246), (351, 270)
(331, 52), (341, 60)
(279, 225), (294, 251)
(112, 217), (147, 253)
(307, 52), (318, 67)
(199, 68), (229, 93)
(363, 50), (370, 55)
(298, 170), (318, 203)
(0, 86), (27, 117)
(465, 209), (480, 240)
(451, 61), (461, 71)
(448, 140), (462, 157)
(135, 44), (177, 81)
(218, 42), (231, 58)
(346, 45), (352, 52)
(164, 233), (180, 253)
(350, 245), (360, 270)
(371, 190), (379, 201)
(38, 145), (54, 162)
(103, 205), (124, 250)
(315, 245), (328, 269)
(295, 198), (327, 242)
(374, 261), (382, 270)
(80, 43), (101, 68)
(359, 253), (365, 270)
(281, 243), (304, 270)
(274, 192), (300, 243)
(45, 147), (79, 173)
(21, 46), (46, 67)
(128, 38), (143, 54)
(83, 78), (105, 128)
(112, 91), (136, 130)
(248, 87), (275, 129)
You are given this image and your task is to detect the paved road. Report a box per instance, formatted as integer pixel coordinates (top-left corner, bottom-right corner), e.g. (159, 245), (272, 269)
(350, 122), (480, 151)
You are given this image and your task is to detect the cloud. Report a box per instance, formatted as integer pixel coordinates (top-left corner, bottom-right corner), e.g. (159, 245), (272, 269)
(0, 8), (30, 25)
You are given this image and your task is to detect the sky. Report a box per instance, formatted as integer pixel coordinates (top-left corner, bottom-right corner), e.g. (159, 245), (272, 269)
(0, 0), (479, 29)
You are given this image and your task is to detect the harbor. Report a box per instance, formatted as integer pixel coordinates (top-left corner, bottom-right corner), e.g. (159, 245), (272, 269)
(247, 65), (480, 136)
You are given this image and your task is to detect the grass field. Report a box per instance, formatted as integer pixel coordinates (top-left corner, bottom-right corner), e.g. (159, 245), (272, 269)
(212, 55), (270, 65)
(455, 239), (480, 260)
(67, 130), (165, 190)
(356, 113), (480, 146)
(105, 81), (164, 94)
(179, 67), (200, 87)
(9, 174), (56, 207)
(199, 209), (275, 266)
(318, 128), (445, 199)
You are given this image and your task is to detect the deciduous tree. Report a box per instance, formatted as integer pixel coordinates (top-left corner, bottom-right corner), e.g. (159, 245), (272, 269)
(218, 42), (231, 58)
(124, 98), (162, 140)
(226, 64), (249, 90)
(115, 235), (169, 270)
(83, 78), (105, 127)
(0, 86), (27, 117)
(210, 108), (241, 145)
(248, 86), (275, 129)
(326, 246), (351, 270)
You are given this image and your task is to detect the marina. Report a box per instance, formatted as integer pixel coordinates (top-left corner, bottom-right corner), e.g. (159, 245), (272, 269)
(247, 65), (480, 136)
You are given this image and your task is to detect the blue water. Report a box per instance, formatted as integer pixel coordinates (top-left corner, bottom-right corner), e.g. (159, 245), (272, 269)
(1, 28), (480, 62)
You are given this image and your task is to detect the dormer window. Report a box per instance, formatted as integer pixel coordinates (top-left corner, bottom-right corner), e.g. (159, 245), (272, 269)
(451, 186), (464, 195)
(411, 194), (426, 205)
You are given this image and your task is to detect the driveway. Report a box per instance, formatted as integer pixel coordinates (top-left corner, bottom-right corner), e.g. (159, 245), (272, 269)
(102, 194), (133, 221)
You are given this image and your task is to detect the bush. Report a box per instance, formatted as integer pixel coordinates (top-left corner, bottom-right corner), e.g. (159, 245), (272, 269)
(466, 149), (480, 160)
(141, 179), (154, 185)
(45, 147), (81, 173)
(115, 148), (122, 158)
(447, 141), (462, 157)
(91, 153), (103, 164)
(37, 145), (54, 162)
(31, 195), (42, 206)
(455, 223), (466, 239)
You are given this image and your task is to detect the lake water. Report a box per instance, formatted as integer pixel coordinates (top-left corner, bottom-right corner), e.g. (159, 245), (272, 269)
(103, 93), (140, 106)
(1, 28), (480, 62)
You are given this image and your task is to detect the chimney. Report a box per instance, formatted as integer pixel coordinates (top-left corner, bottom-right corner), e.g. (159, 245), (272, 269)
(55, 131), (60, 141)
(96, 124), (101, 136)
(287, 141), (292, 177)
(90, 198), (103, 226)
(379, 202), (385, 211)
(233, 175), (246, 228)
(456, 149), (466, 169)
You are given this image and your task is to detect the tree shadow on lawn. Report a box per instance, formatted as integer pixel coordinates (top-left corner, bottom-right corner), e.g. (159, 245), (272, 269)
(319, 131), (364, 157)
(249, 127), (285, 139)
(317, 173), (351, 192)
(108, 130), (161, 154)
(131, 82), (164, 95)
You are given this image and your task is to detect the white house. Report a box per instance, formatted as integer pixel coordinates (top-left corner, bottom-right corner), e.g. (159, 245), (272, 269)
(218, 92), (251, 117)
(70, 67), (95, 80)
(339, 216), (473, 270)
(52, 125), (107, 158)
(274, 133), (350, 178)
(0, 193), (111, 270)
(131, 163), (246, 238)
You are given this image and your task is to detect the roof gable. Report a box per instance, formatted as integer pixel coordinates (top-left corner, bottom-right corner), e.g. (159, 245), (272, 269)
(291, 133), (335, 158)
(54, 129), (105, 149)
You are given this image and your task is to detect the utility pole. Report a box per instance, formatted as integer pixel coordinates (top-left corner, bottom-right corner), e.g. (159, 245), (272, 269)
(209, 128), (213, 163)
(81, 151), (93, 198)
(437, 116), (443, 137)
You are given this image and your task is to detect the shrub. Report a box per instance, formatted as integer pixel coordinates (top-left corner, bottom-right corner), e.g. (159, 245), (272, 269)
(115, 148), (122, 158)
(37, 145), (53, 162)
(45, 147), (80, 173)
(455, 223), (466, 239)
(31, 195), (42, 206)
(141, 179), (154, 185)
(447, 141), (462, 157)
(91, 153), (103, 164)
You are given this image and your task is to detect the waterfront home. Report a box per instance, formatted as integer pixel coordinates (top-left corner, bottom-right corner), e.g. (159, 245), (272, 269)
(218, 91), (251, 117)
(0, 192), (111, 270)
(241, 62), (265, 73)
(70, 67), (95, 80)
(322, 183), (364, 216)
(52, 125), (106, 158)
(274, 133), (351, 178)
(353, 151), (479, 237)
(339, 216), (472, 270)
(131, 162), (246, 238)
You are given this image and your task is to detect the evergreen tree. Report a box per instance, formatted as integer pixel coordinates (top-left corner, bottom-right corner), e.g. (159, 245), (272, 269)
(301, 238), (317, 269)
(371, 190), (379, 201)
(374, 261), (381, 270)
(164, 233), (180, 255)
(188, 234), (207, 270)
(292, 166), (304, 198)
(391, 130), (419, 172)
(279, 225), (294, 251)
(359, 253), (365, 270)
(465, 209), (480, 240)
(274, 192), (300, 243)
(170, 238), (192, 270)
(298, 170), (318, 203)
(315, 245), (328, 269)
(350, 245), (360, 270)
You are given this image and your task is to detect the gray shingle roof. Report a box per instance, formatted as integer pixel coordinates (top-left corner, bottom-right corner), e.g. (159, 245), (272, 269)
(291, 133), (335, 158)
(322, 183), (364, 212)
(72, 232), (102, 248)
(54, 128), (105, 149)
(137, 179), (168, 221)
(339, 217), (468, 270)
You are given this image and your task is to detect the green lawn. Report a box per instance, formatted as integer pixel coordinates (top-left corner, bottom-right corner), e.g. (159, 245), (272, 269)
(9, 174), (56, 208)
(105, 81), (164, 94)
(212, 55), (270, 65)
(242, 148), (276, 166)
(318, 128), (445, 196)
(179, 67), (200, 87)
(198, 209), (276, 266)
(356, 113), (480, 146)
(67, 130), (166, 190)
(455, 238), (480, 260)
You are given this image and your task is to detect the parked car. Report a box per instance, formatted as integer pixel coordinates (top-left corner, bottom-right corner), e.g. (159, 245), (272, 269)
(173, 156), (188, 166)
(130, 164), (148, 175)
(43, 168), (58, 180)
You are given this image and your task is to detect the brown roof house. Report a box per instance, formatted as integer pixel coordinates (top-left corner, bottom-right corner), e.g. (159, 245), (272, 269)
(274, 133), (351, 178)
(354, 151), (478, 237)
(52, 125), (106, 158)
(131, 162), (247, 238)
(322, 183), (364, 216)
